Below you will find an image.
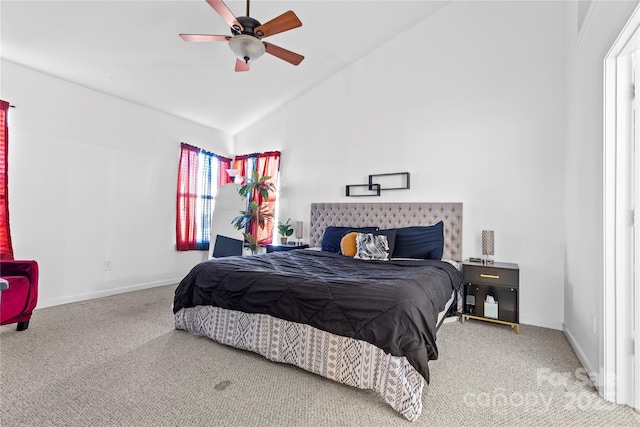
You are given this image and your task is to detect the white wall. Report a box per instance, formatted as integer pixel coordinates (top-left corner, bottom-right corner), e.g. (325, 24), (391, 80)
(236, 1), (567, 329)
(563, 1), (639, 378)
(1, 59), (234, 308)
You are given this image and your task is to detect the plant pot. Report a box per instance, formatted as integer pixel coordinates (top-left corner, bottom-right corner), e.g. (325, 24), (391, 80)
(281, 237), (288, 245)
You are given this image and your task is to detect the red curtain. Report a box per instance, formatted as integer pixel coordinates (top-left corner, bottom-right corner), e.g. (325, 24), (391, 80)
(233, 154), (251, 182)
(176, 143), (199, 251)
(254, 151), (280, 245)
(0, 100), (13, 260)
(232, 151), (280, 245)
(218, 156), (233, 186)
(177, 146), (234, 251)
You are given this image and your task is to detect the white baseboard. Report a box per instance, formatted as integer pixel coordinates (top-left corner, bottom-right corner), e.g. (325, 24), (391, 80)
(35, 277), (183, 309)
(563, 324), (598, 388)
(519, 315), (563, 331)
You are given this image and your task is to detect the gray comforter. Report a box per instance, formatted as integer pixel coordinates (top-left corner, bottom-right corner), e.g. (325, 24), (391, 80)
(173, 249), (462, 381)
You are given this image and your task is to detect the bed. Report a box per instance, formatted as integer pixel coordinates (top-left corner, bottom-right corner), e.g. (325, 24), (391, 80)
(173, 202), (463, 421)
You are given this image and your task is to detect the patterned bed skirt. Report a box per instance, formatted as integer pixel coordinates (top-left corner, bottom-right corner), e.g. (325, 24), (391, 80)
(174, 306), (425, 421)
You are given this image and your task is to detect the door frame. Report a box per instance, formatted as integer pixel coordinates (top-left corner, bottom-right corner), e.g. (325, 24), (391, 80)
(603, 2), (640, 409)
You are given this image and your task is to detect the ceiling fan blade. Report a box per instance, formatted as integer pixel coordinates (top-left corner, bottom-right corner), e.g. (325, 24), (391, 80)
(205, 0), (243, 31)
(254, 10), (302, 38)
(235, 58), (250, 72)
(263, 42), (304, 66)
(179, 34), (231, 42)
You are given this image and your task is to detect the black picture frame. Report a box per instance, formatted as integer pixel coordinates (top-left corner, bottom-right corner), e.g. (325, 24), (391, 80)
(368, 172), (410, 191)
(345, 183), (381, 197)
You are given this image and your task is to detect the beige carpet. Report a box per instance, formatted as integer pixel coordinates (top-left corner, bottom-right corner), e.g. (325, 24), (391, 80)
(1, 285), (638, 426)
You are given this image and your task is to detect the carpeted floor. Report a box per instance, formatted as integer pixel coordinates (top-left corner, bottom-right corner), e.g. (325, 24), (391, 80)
(1, 285), (638, 426)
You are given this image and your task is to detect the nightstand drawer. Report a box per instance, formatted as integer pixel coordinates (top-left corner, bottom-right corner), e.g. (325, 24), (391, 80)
(463, 264), (519, 287)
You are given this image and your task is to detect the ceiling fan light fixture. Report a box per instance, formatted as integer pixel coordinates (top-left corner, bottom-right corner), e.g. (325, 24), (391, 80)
(228, 34), (265, 63)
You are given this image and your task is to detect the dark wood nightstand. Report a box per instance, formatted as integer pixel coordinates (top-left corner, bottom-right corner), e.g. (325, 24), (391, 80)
(461, 259), (520, 334)
(266, 244), (309, 253)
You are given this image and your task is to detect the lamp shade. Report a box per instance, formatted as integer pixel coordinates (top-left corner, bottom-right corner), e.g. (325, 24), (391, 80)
(228, 35), (266, 63)
(482, 230), (494, 256)
(294, 221), (303, 240)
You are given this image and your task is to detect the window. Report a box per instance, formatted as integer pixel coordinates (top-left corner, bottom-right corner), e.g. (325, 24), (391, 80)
(233, 151), (280, 245)
(176, 143), (231, 251)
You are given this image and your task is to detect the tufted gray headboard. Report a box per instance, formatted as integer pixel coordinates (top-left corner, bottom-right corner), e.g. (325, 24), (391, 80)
(310, 202), (463, 261)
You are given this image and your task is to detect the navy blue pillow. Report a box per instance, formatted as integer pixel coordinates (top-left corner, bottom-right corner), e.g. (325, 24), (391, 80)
(321, 226), (378, 253)
(391, 222), (444, 260)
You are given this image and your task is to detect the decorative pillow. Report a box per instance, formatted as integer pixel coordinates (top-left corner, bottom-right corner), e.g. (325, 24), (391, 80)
(391, 221), (444, 260)
(373, 229), (397, 257)
(354, 233), (390, 261)
(321, 226), (378, 253)
(340, 232), (358, 257)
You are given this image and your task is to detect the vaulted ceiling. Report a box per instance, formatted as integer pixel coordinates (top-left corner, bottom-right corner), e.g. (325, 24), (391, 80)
(1, 1), (450, 134)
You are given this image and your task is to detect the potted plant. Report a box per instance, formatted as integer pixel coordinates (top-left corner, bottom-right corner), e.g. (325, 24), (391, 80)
(231, 170), (276, 254)
(278, 219), (294, 244)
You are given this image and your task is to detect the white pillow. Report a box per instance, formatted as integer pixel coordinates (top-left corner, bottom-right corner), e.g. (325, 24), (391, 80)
(354, 233), (390, 261)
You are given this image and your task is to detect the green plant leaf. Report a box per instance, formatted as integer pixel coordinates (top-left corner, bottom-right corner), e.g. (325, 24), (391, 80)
(278, 218), (295, 237)
(232, 171), (276, 247)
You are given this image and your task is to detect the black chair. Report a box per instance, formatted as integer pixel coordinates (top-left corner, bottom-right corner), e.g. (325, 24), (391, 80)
(212, 235), (243, 258)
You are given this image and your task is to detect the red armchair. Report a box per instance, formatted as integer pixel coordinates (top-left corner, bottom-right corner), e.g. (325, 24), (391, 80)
(0, 260), (38, 331)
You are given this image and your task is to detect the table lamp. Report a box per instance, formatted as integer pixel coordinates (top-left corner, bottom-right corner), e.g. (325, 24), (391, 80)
(482, 230), (494, 265)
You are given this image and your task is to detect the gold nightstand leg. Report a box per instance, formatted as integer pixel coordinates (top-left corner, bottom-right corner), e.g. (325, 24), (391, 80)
(463, 315), (520, 334)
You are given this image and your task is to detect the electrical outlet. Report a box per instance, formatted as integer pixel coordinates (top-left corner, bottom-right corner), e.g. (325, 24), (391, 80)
(103, 259), (112, 271)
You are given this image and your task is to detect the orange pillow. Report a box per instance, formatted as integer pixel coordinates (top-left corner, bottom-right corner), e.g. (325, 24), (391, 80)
(340, 232), (358, 257)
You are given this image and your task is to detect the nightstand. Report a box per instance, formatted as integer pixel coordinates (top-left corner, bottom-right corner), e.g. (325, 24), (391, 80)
(266, 244), (309, 253)
(461, 259), (520, 334)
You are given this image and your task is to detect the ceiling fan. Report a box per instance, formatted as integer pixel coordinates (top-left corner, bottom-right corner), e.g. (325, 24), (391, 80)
(179, 0), (304, 72)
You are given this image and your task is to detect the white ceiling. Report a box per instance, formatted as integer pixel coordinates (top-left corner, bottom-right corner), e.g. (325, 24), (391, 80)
(1, 0), (450, 135)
